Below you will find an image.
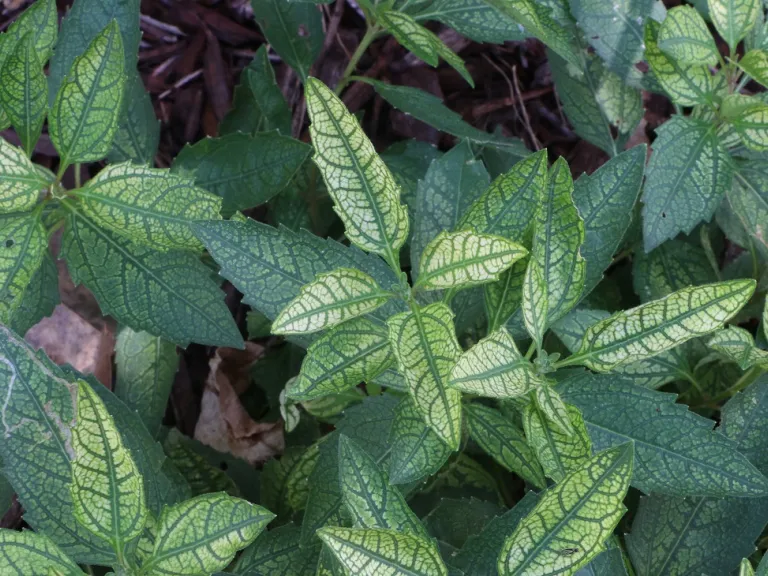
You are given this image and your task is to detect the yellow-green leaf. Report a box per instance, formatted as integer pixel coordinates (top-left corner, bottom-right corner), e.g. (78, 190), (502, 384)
(498, 444), (634, 576)
(523, 403), (592, 482)
(742, 558), (757, 576)
(738, 49), (768, 88)
(0, 138), (51, 213)
(378, 10), (473, 86)
(465, 403), (546, 489)
(73, 163), (222, 251)
(709, 0), (760, 51)
(731, 104), (768, 150)
(0, 530), (85, 576)
(484, 259), (527, 333)
(141, 493), (274, 575)
(562, 280), (756, 371)
(449, 327), (542, 398)
(708, 326), (768, 369)
(658, 5), (720, 66)
(306, 78), (408, 260)
(415, 230), (527, 291)
(534, 383), (575, 437)
(522, 260), (548, 350)
(70, 381), (147, 548)
(272, 268), (392, 335)
(0, 210), (46, 324)
(49, 20), (125, 170)
(387, 302), (462, 449)
(318, 527), (448, 576)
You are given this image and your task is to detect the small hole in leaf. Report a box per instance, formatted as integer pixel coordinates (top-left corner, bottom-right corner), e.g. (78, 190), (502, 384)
(298, 24), (308, 37)
(219, 461), (228, 471)
(661, 212), (666, 218)
(5, 239), (13, 248)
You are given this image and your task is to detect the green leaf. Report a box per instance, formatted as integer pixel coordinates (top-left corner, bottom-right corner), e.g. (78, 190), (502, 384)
(235, 523), (319, 576)
(193, 219), (403, 331)
(141, 493), (274, 575)
(632, 238), (713, 302)
(0, 0), (57, 66)
(164, 429), (239, 498)
(575, 537), (630, 576)
(415, 230), (527, 291)
(643, 114), (733, 252)
(338, 435), (424, 534)
(74, 163), (222, 251)
(738, 49), (768, 88)
(570, 0), (656, 85)
(460, 149), (547, 242)
(658, 5), (720, 65)
(465, 403), (546, 489)
(531, 157), (586, 325)
(561, 280), (755, 371)
(626, 377), (768, 575)
(8, 249), (58, 336)
(498, 444), (634, 575)
(287, 317), (394, 401)
(62, 204), (243, 348)
(645, 20), (722, 107)
(250, 0), (322, 81)
(273, 268), (392, 335)
(318, 527), (448, 576)
(357, 78), (531, 155)
(378, 10), (473, 86)
(534, 383), (575, 436)
(388, 397), (452, 485)
(0, 138), (51, 213)
(0, 326), (115, 563)
(49, 21), (126, 169)
(709, 0), (760, 51)
(306, 78), (409, 260)
(484, 260), (527, 333)
(107, 73), (159, 165)
(709, 326), (768, 368)
(171, 132), (310, 216)
(731, 104), (768, 150)
(0, 210), (46, 324)
(261, 444), (316, 518)
(410, 141), (489, 277)
(423, 497), (504, 555)
(411, 0), (528, 44)
(0, 34), (47, 157)
(522, 260), (548, 350)
(220, 45), (291, 136)
(523, 402), (592, 482)
(382, 139), (442, 216)
(387, 302), (463, 449)
(115, 328), (178, 438)
(70, 381), (147, 547)
(0, 530), (85, 576)
(574, 146), (646, 297)
(723, 160), (768, 259)
(560, 372), (768, 496)
(450, 327), (541, 398)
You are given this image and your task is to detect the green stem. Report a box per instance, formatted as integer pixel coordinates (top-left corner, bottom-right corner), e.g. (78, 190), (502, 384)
(525, 341), (536, 360)
(710, 365), (765, 403)
(74, 163), (82, 189)
(335, 24), (381, 96)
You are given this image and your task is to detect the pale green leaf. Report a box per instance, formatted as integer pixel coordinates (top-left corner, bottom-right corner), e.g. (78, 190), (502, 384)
(378, 10), (473, 86)
(250, 0), (322, 81)
(709, 326), (768, 368)
(738, 49), (768, 88)
(523, 403), (592, 482)
(459, 149), (547, 242)
(484, 260), (527, 333)
(142, 493), (274, 575)
(708, 0), (759, 51)
(302, 388), (364, 421)
(388, 397), (452, 485)
(0, 210), (46, 324)
(318, 527), (448, 576)
(532, 157), (586, 325)
(49, 21), (125, 169)
(338, 435), (424, 534)
(0, 530), (85, 576)
(306, 78), (409, 260)
(8, 249), (58, 336)
(70, 381), (147, 546)
(561, 280), (755, 371)
(115, 328), (178, 438)
(62, 204), (243, 348)
(742, 559), (757, 576)
(465, 403), (546, 489)
(575, 145), (646, 297)
(74, 163), (221, 251)
(645, 20), (722, 106)
(0, 0), (57, 66)
(235, 523), (320, 576)
(449, 327), (542, 398)
(273, 268), (392, 335)
(171, 132), (310, 216)
(0, 34), (47, 156)
(658, 5), (720, 65)
(415, 230), (527, 291)
(107, 73), (159, 165)
(535, 383), (575, 437)
(287, 318), (393, 401)
(358, 78), (531, 155)
(522, 260), (548, 350)
(498, 444), (634, 575)
(731, 105), (768, 150)
(0, 138), (51, 213)
(261, 444), (317, 518)
(388, 302), (462, 449)
(560, 372), (768, 496)
(632, 238), (712, 302)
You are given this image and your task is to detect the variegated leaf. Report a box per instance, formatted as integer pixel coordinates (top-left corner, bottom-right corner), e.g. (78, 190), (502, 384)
(708, 326), (768, 369)
(522, 259), (548, 350)
(709, 0), (760, 51)
(534, 383), (575, 437)
(0, 138), (51, 213)
(658, 5), (719, 65)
